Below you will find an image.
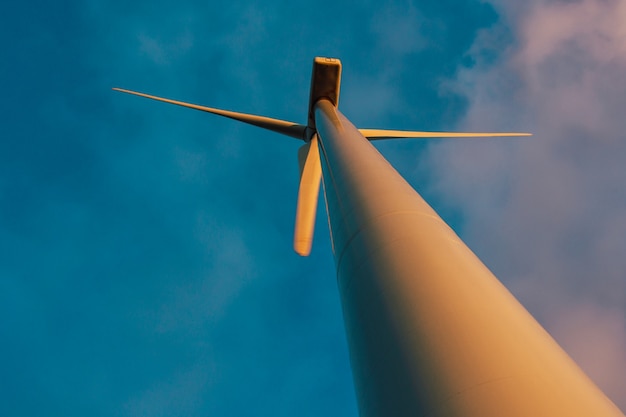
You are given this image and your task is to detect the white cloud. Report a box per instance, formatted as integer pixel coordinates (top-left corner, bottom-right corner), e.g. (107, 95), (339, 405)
(547, 302), (626, 403)
(426, 0), (626, 409)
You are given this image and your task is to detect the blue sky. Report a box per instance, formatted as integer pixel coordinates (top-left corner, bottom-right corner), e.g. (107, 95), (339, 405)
(2, 0), (625, 415)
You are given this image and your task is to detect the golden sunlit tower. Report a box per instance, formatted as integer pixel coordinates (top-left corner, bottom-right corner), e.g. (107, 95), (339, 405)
(114, 58), (623, 417)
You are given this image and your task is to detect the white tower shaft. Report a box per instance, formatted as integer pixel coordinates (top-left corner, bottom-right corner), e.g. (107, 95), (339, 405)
(314, 98), (623, 417)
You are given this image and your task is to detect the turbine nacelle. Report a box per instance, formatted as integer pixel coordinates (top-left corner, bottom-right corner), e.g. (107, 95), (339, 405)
(306, 57), (342, 139)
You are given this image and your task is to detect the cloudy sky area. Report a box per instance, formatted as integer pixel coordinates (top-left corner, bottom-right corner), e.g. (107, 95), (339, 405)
(1, 0), (624, 415)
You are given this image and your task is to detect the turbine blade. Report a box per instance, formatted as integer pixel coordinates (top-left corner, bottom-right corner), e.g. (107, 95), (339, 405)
(359, 129), (532, 140)
(294, 134), (322, 256)
(113, 88), (306, 140)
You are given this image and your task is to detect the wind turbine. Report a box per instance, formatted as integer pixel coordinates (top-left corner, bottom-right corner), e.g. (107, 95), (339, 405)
(114, 57), (624, 417)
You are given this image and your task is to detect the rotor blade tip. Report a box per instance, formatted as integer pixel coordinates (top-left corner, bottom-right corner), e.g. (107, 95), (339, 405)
(294, 243), (312, 257)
